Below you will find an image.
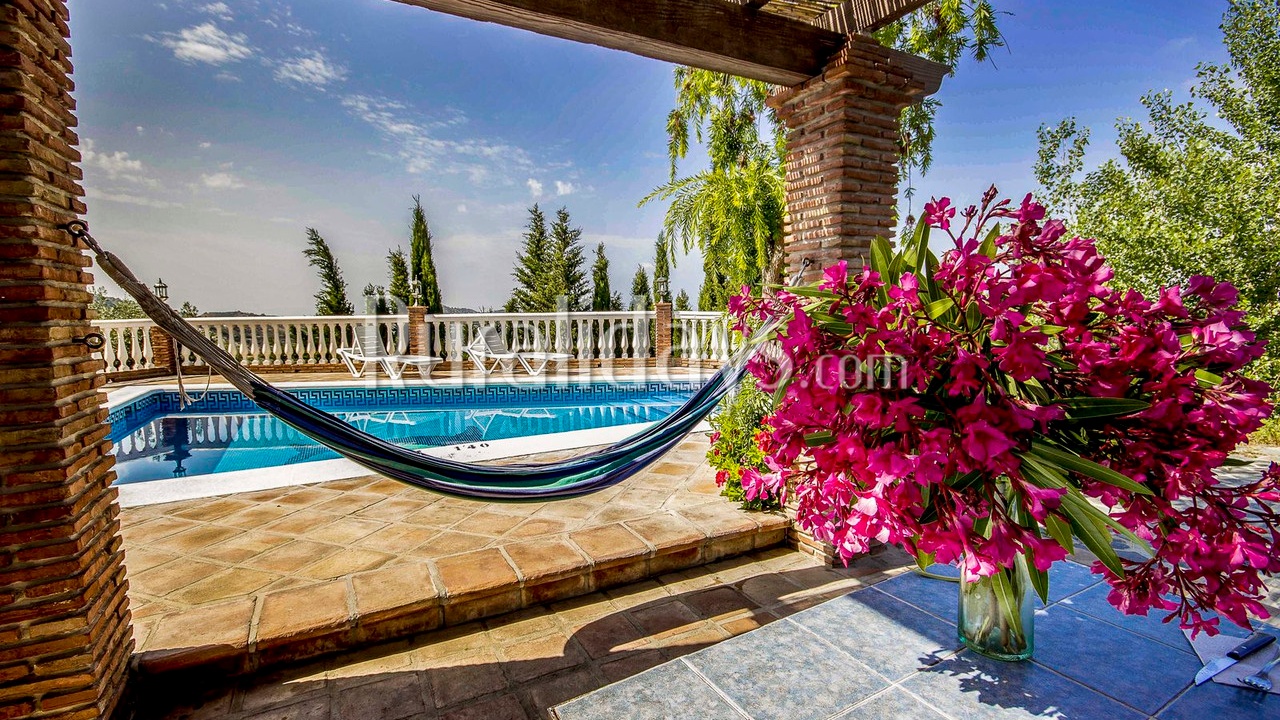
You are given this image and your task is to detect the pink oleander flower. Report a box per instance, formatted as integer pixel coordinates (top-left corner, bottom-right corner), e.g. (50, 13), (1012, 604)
(727, 186), (1279, 637)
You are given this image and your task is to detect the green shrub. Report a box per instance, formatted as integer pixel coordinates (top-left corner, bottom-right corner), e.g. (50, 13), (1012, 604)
(707, 375), (782, 511)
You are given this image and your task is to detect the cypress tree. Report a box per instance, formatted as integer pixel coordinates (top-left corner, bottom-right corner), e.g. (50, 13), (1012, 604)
(590, 243), (614, 311)
(630, 265), (653, 311)
(304, 228), (354, 315)
(548, 207), (589, 311)
(653, 232), (672, 304)
(409, 195), (443, 313)
(674, 289), (691, 311)
(386, 247), (412, 310)
(507, 204), (551, 312)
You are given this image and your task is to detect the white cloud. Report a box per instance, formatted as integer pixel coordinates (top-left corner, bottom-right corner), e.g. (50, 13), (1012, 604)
(199, 2), (233, 20)
(526, 178), (544, 198)
(554, 181), (576, 196)
(199, 141), (212, 149)
(81, 139), (156, 186)
(456, 204), (468, 214)
(159, 23), (253, 65)
(274, 50), (347, 88)
(85, 187), (184, 209)
(201, 172), (245, 189)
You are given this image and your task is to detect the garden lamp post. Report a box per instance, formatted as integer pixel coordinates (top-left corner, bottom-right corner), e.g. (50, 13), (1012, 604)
(154, 278), (169, 304)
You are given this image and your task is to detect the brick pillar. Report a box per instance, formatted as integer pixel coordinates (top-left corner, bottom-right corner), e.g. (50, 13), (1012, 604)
(148, 325), (177, 374)
(407, 306), (426, 356)
(654, 301), (672, 366)
(0, 2), (133, 719)
(768, 34), (948, 283)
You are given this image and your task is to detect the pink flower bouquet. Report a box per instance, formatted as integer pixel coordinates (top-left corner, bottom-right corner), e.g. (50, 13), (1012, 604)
(732, 187), (1280, 637)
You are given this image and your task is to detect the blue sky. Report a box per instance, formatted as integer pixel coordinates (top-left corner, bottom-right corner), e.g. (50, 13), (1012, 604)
(69, 0), (1230, 315)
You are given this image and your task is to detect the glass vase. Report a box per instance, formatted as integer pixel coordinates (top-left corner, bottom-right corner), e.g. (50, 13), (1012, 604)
(958, 556), (1035, 661)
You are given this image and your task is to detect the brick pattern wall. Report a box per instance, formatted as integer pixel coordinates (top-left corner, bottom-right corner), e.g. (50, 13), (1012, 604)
(653, 301), (672, 366)
(147, 326), (176, 375)
(768, 34), (945, 283)
(0, 1), (133, 718)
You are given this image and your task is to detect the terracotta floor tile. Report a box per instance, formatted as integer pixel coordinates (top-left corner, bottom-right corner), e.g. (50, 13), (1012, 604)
(503, 539), (587, 583)
(296, 547), (395, 580)
(262, 509), (342, 536)
(352, 563), (439, 618)
(604, 580), (670, 610)
(257, 580), (351, 642)
(169, 567), (279, 606)
(357, 497), (433, 523)
(403, 503), (476, 529)
(306, 516), (388, 546)
(504, 518), (570, 539)
(320, 476), (378, 492)
(598, 648), (665, 683)
(122, 547), (180, 575)
(647, 461), (698, 477)
(499, 632), (583, 683)
(132, 558), (225, 597)
(435, 548), (518, 597)
(675, 504), (759, 538)
(170, 496), (254, 522)
(682, 586), (758, 621)
(453, 511), (524, 537)
(363, 478), (411, 495)
(410, 531), (492, 559)
(439, 692), (530, 720)
(521, 668), (599, 720)
(153, 524), (242, 554)
(485, 609), (558, 644)
(356, 523), (440, 554)
(624, 513), (706, 552)
(144, 597), (254, 653)
(587, 504), (656, 525)
(628, 600), (701, 641)
(332, 672), (426, 720)
(572, 612), (646, 659)
(121, 516), (202, 545)
(216, 503), (299, 531)
(569, 524), (650, 565)
(548, 593), (616, 628)
(195, 531), (293, 564)
(428, 651), (509, 708)
(243, 540), (343, 574)
(311, 493), (385, 517)
(530, 499), (600, 521)
(275, 487), (344, 507)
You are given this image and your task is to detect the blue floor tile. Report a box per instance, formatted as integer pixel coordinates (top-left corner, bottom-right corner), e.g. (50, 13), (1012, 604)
(835, 688), (951, 719)
(684, 618), (889, 720)
(874, 572), (959, 625)
(553, 659), (747, 720)
(1058, 583), (1199, 652)
(1156, 681), (1277, 719)
(1043, 562), (1103, 604)
(790, 586), (962, 681)
(903, 651), (1147, 720)
(1030, 605), (1200, 715)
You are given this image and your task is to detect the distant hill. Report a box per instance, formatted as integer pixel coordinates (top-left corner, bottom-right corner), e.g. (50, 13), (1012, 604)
(200, 311), (267, 318)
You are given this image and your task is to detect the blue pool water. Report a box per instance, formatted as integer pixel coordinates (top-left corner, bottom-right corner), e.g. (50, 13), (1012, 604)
(107, 382), (699, 484)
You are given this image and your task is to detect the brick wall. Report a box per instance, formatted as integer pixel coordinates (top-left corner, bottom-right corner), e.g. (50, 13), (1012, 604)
(769, 34), (947, 283)
(0, 1), (134, 718)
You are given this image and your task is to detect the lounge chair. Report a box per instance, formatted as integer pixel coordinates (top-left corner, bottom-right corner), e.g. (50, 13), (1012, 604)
(466, 326), (572, 376)
(337, 330), (442, 380)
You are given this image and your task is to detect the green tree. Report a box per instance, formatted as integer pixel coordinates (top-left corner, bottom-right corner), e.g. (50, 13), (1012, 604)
(90, 288), (144, 320)
(653, 232), (673, 304)
(590, 243), (615, 311)
(362, 283), (390, 315)
(179, 301), (199, 318)
(1035, 0), (1280, 388)
(304, 228), (354, 316)
(548, 207), (589, 311)
(408, 196), (443, 313)
(630, 266), (653, 311)
(386, 247), (412, 310)
(506, 204), (552, 312)
(644, 2), (1006, 308)
(674, 289), (691, 312)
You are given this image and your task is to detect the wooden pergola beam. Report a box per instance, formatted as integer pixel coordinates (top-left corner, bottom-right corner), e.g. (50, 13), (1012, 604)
(391, 0), (844, 85)
(815, 0), (933, 33)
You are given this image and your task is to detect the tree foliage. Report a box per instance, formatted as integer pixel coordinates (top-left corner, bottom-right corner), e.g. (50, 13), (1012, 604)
(630, 265), (653, 311)
(644, 1), (1006, 308)
(652, 232), (673, 304)
(304, 227), (354, 316)
(386, 247), (413, 310)
(674, 289), (691, 312)
(548, 207), (589, 311)
(590, 242), (621, 311)
(1035, 0), (1280, 387)
(91, 288), (144, 320)
(409, 196), (443, 313)
(179, 301), (199, 318)
(506, 204), (552, 312)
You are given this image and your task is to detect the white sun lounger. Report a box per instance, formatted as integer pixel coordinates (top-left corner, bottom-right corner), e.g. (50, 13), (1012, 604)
(337, 330), (442, 380)
(466, 326), (572, 376)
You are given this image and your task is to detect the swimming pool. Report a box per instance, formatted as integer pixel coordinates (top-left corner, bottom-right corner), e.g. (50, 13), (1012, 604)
(107, 381), (700, 485)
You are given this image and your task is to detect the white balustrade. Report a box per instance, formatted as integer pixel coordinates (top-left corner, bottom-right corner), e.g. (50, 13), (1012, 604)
(98, 310), (729, 375)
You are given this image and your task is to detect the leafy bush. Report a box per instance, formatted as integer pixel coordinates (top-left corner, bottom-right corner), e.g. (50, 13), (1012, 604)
(707, 375), (781, 511)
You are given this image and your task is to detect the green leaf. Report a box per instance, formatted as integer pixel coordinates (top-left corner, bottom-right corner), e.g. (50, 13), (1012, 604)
(925, 297), (956, 320)
(1222, 457), (1252, 467)
(945, 470), (985, 491)
(915, 549), (936, 573)
(1028, 442), (1153, 495)
(771, 375), (793, 408)
(870, 236), (894, 278)
(1044, 514), (1075, 554)
(1021, 553), (1050, 604)
(1195, 369), (1224, 388)
(1052, 397), (1151, 420)
(1039, 324), (1068, 336)
(785, 286), (840, 300)
(1061, 502), (1125, 577)
(964, 301), (982, 330)
(803, 430), (835, 447)
(977, 224), (999, 259)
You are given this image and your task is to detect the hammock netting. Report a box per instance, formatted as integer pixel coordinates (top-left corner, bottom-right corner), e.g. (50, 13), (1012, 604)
(69, 221), (788, 501)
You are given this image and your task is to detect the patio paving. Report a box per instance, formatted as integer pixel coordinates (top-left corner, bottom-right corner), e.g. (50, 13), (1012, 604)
(554, 562), (1280, 720)
(128, 544), (916, 719)
(120, 434), (792, 676)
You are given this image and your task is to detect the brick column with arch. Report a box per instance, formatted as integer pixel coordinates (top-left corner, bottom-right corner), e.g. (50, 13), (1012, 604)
(0, 1), (134, 718)
(769, 34), (948, 283)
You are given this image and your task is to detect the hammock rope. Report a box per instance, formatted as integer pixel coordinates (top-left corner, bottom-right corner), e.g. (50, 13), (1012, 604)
(68, 221), (800, 501)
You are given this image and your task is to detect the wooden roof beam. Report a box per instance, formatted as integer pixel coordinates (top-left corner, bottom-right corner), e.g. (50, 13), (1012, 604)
(815, 0), (933, 33)
(390, 0), (844, 86)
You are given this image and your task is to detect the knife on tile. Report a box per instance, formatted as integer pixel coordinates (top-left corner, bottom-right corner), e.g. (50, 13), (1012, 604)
(1194, 632), (1277, 685)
